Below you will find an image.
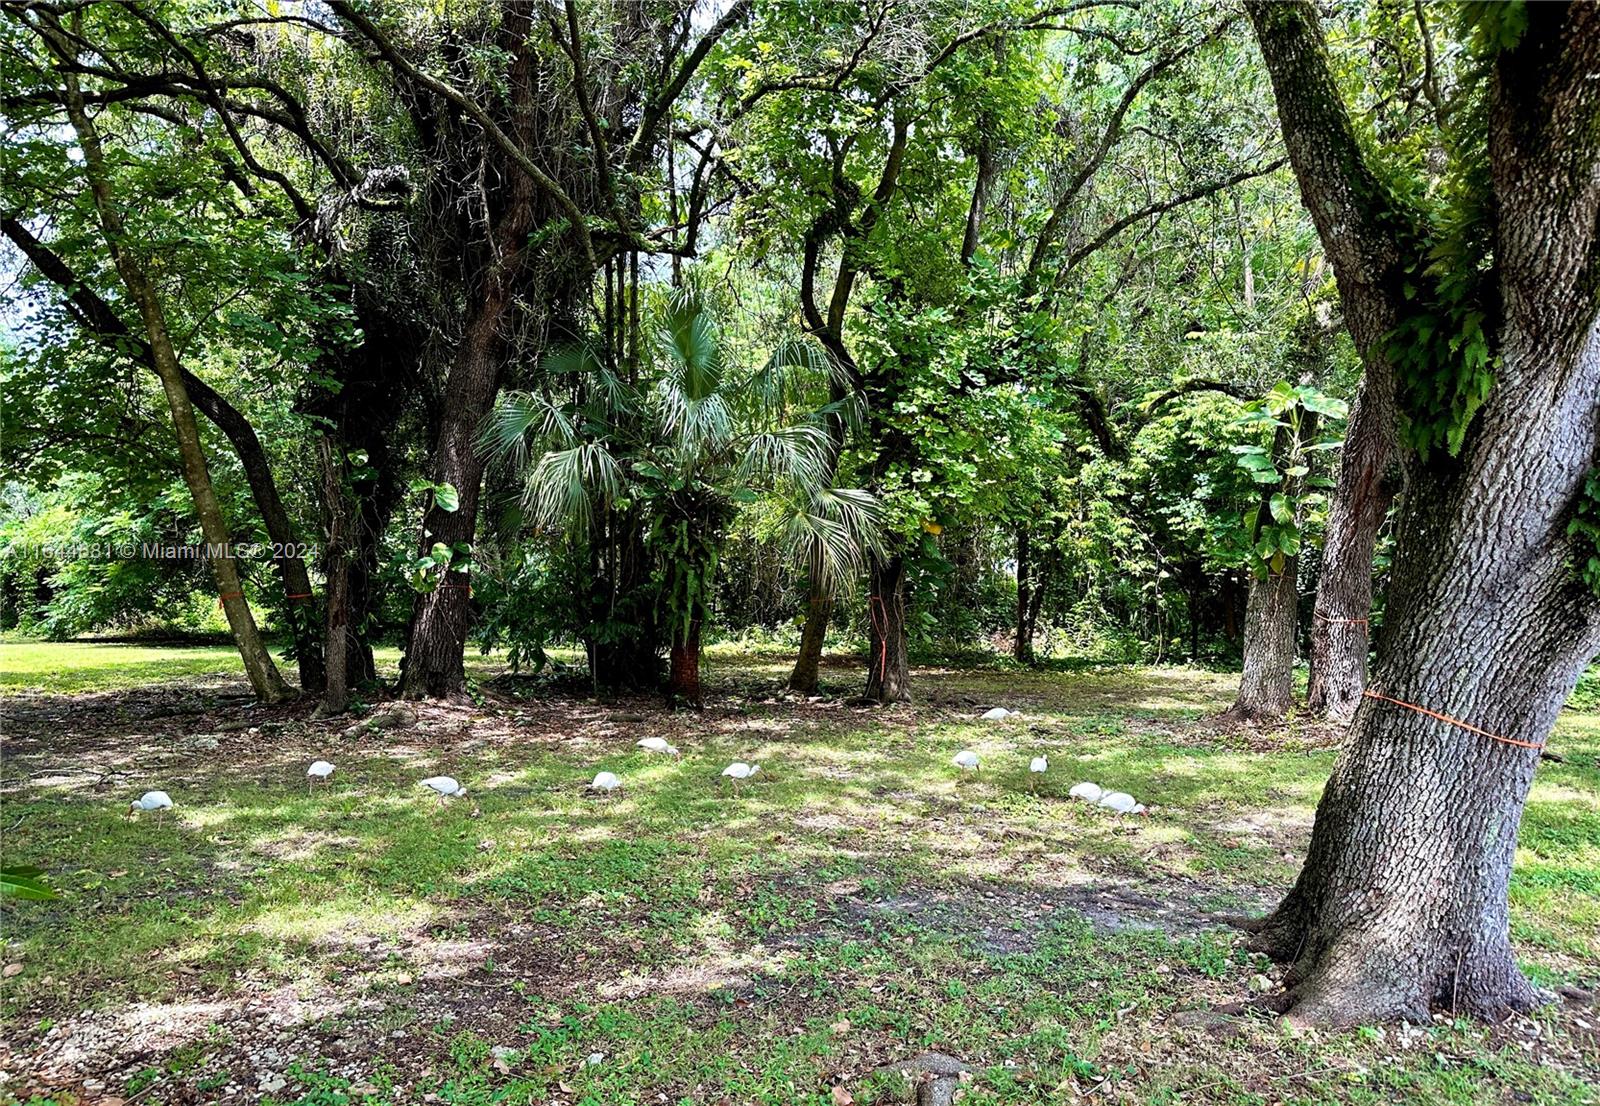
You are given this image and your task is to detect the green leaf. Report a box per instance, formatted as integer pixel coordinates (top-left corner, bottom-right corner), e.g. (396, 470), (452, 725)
(1269, 493), (1293, 523)
(1, 865), (57, 901)
(433, 483), (460, 513)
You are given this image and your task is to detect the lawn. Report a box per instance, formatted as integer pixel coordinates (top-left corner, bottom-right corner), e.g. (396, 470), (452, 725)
(1, 643), (1596, 1105)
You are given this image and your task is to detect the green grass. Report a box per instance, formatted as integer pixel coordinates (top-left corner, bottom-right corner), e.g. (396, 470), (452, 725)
(1, 644), (1597, 1105)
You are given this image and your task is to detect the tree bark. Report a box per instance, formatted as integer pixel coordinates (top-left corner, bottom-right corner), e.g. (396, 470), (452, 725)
(1014, 526), (1036, 664)
(788, 582), (831, 694)
(667, 617), (704, 708)
(49, 40), (288, 703)
(397, 7), (541, 700)
(1244, 0), (1600, 1024)
(1225, 399), (1319, 722)
(316, 437), (355, 716)
(864, 553), (911, 704)
(1227, 565), (1298, 721)
(397, 315), (506, 700)
(1307, 379), (1396, 720)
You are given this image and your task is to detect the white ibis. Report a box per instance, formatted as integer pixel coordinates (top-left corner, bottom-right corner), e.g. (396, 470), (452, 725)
(1069, 781), (1104, 803)
(1029, 755), (1047, 792)
(721, 762), (760, 795)
(636, 737), (680, 757)
(590, 771), (622, 795)
(952, 750), (980, 771)
(127, 790), (174, 824)
(419, 776), (467, 804)
(306, 760), (335, 793)
(1096, 791), (1146, 815)
(980, 707), (1014, 721)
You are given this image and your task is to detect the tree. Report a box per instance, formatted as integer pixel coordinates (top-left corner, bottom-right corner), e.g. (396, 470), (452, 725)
(331, 0), (751, 699)
(1241, 0), (1600, 1024)
(1223, 338), (1347, 723)
(486, 297), (879, 707)
(17, 6), (290, 702)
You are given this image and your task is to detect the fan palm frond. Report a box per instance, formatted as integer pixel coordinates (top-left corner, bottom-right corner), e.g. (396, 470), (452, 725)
(658, 298), (723, 402)
(750, 337), (832, 410)
(524, 442), (623, 532)
(739, 424), (829, 486)
(479, 390), (579, 468)
(775, 485), (885, 597)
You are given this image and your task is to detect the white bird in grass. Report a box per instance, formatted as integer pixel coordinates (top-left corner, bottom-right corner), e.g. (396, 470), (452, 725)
(636, 737), (680, 757)
(952, 749), (980, 771)
(721, 762), (760, 795)
(419, 776), (467, 804)
(590, 771), (622, 795)
(306, 760), (335, 793)
(1096, 791), (1146, 815)
(1069, 781), (1104, 803)
(1029, 755), (1048, 791)
(980, 707), (1014, 721)
(127, 790), (174, 824)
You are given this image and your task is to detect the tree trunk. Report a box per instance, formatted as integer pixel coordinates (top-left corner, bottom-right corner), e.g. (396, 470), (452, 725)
(1225, 564), (1298, 721)
(1243, 0), (1600, 1024)
(396, 320), (502, 701)
(51, 47), (288, 703)
(316, 438), (354, 716)
(667, 618), (704, 708)
(1246, 325), (1600, 1023)
(1307, 380), (1396, 720)
(864, 553), (911, 704)
(395, 3), (541, 700)
(1225, 405), (1318, 723)
(788, 581), (831, 694)
(1014, 527), (1035, 664)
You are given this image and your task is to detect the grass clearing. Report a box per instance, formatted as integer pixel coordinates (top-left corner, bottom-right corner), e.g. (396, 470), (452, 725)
(1, 643), (1596, 1104)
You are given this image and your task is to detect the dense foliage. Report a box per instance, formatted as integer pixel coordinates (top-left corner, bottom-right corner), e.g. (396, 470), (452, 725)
(1, 0), (1411, 694)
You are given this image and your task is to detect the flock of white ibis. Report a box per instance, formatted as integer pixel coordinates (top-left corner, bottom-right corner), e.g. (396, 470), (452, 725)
(123, 706), (1149, 821)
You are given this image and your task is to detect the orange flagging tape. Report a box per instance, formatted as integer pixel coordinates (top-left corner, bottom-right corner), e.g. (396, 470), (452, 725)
(285, 592), (314, 600)
(218, 592), (243, 605)
(1315, 610), (1369, 625)
(1361, 688), (1544, 751)
(868, 594), (888, 685)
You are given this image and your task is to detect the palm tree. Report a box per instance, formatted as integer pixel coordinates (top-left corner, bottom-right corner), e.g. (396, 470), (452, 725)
(483, 295), (881, 705)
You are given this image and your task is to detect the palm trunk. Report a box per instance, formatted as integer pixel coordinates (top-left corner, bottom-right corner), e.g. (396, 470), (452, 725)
(864, 553), (911, 704)
(667, 618), (704, 708)
(52, 47), (288, 703)
(1306, 381), (1396, 720)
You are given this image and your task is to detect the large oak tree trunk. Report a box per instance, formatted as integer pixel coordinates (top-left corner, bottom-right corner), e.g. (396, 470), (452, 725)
(864, 553), (911, 704)
(1247, 324), (1600, 1024)
(1307, 381), (1396, 720)
(1245, 0), (1600, 1024)
(397, 327), (501, 700)
(397, 8), (540, 700)
(52, 48), (288, 703)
